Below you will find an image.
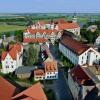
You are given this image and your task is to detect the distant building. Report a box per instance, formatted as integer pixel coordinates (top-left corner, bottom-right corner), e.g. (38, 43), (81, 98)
(87, 25), (97, 32)
(23, 18), (80, 44)
(1, 43), (23, 73)
(59, 36), (100, 66)
(23, 28), (62, 44)
(95, 35), (100, 46)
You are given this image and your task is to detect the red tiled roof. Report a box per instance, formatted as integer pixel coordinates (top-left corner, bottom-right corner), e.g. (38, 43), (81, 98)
(25, 28), (58, 34)
(0, 76), (16, 100)
(12, 82), (47, 100)
(1, 43), (22, 60)
(1, 51), (8, 60)
(70, 66), (92, 85)
(34, 69), (45, 76)
(44, 58), (58, 72)
(57, 18), (66, 24)
(58, 22), (79, 30)
(60, 36), (89, 55)
(23, 38), (48, 43)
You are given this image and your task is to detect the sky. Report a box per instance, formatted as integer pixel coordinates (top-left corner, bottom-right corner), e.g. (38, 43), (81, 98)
(0, 0), (100, 13)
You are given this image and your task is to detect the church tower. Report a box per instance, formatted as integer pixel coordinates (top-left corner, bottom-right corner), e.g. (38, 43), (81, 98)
(72, 12), (77, 23)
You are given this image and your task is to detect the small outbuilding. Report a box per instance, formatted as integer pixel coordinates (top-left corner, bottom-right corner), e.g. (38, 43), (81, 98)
(15, 66), (34, 79)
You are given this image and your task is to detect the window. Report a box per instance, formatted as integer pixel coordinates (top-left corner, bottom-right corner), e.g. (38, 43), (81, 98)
(96, 55), (98, 58)
(82, 57), (83, 59)
(87, 56), (88, 59)
(12, 66), (13, 68)
(81, 61), (83, 64)
(6, 66), (9, 68)
(47, 76), (49, 78)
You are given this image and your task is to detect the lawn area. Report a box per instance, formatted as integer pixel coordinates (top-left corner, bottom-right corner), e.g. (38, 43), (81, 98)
(0, 25), (26, 33)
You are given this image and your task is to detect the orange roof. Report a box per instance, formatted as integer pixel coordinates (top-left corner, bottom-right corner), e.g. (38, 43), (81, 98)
(57, 18), (66, 24)
(70, 65), (94, 85)
(60, 36), (89, 55)
(58, 22), (79, 30)
(25, 28), (58, 34)
(1, 51), (8, 60)
(34, 69), (45, 76)
(23, 38), (48, 43)
(1, 43), (22, 60)
(12, 82), (47, 100)
(44, 58), (58, 72)
(0, 76), (16, 100)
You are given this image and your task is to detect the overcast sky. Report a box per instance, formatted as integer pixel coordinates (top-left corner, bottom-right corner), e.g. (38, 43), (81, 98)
(0, 0), (100, 13)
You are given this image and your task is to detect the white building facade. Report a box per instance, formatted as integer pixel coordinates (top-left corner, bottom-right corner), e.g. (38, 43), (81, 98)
(1, 43), (23, 73)
(59, 36), (100, 66)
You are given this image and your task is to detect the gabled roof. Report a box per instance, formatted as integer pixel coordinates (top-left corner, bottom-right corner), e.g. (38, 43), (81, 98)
(34, 69), (45, 76)
(23, 38), (48, 43)
(25, 28), (58, 34)
(44, 58), (58, 72)
(60, 36), (90, 55)
(1, 43), (22, 60)
(15, 66), (34, 75)
(58, 22), (79, 30)
(12, 82), (47, 100)
(70, 65), (94, 85)
(1, 51), (8, 60)
(0, 76), (16, 100)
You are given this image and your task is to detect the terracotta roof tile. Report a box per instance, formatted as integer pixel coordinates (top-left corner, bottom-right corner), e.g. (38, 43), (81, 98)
(44, 58), (58, 72)
(23, 38), (48, 43)
(12, 82), (47, 100)
(34, 69), (45, 76)
(25, 28), (58, 34)
(0, 76), (16, 100)
(60, 36), (89, 55)
(1, 51), (7, 60)
(1, 43), (22, 60)
(58, 22), (79, 30)
(70, 66), (92, 85)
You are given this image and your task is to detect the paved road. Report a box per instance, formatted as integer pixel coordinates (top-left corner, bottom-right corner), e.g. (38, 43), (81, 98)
(53, 68), (73, 100)
(49, 44), (73, 100)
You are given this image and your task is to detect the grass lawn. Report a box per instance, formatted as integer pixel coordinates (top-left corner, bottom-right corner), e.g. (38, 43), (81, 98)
(0, 25), (26, 33)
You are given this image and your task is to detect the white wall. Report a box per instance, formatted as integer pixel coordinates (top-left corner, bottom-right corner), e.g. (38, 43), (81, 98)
(2, 45), (23, 74)
(59, 43), (79, 65)
(59, 43), (100, 66)
(68, 73), (80, 100)
(2, 54), (17, 73)
(45, 71), (58, 80)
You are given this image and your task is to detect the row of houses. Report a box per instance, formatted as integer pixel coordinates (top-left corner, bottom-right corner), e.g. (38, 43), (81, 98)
(23, 18), (80, 44)
(59, 32), (100, 99)
(0, 76), (47, 100)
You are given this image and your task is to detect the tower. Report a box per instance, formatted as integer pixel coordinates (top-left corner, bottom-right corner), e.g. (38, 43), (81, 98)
(72, 12), (77, 23)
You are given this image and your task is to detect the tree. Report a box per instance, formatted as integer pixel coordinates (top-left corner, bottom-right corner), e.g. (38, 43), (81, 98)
(24, 45), (38, 66)
(15, 30), (23, 42)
